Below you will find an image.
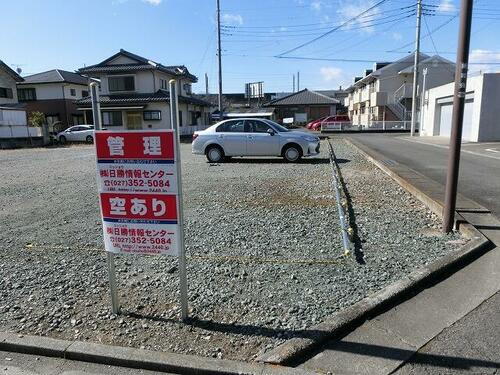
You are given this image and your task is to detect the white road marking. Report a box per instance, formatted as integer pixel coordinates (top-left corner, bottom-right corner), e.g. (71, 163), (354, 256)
(400, 137), (500, 161)
(485, 148), (500, 153)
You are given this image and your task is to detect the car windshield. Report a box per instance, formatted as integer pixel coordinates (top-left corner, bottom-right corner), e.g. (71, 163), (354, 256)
(263, 120), (289, 132)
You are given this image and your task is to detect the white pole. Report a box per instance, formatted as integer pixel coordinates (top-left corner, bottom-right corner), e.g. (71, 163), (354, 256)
(410, 0), (422, 136)
(420, 68), (428, 135)
(91, 80), (120, 315)
(169, 79), (188, 321)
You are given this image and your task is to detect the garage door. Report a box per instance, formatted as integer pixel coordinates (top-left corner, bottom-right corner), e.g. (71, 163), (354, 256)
(438, 101), (473, 141)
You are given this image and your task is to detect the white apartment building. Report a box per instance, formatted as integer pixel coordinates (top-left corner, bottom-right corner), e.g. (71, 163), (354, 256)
(76, 49), (211, 135)
(345, 53), (455, 128)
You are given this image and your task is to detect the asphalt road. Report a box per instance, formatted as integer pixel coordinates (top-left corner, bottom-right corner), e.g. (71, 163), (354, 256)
(345, 134), (500, 218)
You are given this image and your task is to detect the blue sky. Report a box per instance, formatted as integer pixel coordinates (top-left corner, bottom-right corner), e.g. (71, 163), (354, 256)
(2, 0), (500, 94)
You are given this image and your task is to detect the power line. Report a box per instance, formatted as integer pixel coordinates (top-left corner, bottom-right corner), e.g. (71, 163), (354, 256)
(387, 14), (458, 52)
(275, 0), (390, 57)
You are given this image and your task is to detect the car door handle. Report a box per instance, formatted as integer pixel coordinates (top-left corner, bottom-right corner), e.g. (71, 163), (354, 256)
(217, 135), (223, 138)
(247, 135), (253, 139)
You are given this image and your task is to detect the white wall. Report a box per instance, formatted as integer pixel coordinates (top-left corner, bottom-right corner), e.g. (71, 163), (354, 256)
(420, 73), (500, 142)
(0, 70), (18, 104)
(18, 83), (88, 100)
(0, 108), (27, 125)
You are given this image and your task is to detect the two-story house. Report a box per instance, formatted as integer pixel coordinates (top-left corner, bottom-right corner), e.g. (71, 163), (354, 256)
(75, 49), (211, 134)
(345, 53), (455, 127)
(16, 69), (89, 130)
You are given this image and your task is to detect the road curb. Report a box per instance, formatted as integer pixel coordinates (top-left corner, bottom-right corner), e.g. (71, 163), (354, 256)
(0, 332), (314, 375)
(255, 137), (492, 366)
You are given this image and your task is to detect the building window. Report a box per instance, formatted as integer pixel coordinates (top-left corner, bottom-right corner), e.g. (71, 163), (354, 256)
(102, 111), (123, 126)
(70, 88), (76, 96)
(72, 114), (85, 125)
(160, 79), (168, 90)
(143, 110), (161, 120)
(0, 87), (13, 99)
(17, 88), (36, 101)
(108, 76), (135, 92)
(82, 90), (89, 97)
(178, 110), (183, 127)
(183, 83), (192, 95)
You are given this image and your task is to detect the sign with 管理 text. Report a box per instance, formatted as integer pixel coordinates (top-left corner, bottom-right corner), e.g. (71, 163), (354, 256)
(95, 130), (179, 256)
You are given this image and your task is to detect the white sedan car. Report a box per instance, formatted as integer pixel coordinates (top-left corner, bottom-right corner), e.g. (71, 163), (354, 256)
(57, 125), (95, 144)
(192, 119), (320, 162)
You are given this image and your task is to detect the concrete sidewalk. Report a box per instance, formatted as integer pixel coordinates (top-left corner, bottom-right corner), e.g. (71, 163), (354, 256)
(0, 350), (171, 375)
(298, 135), (500, 374)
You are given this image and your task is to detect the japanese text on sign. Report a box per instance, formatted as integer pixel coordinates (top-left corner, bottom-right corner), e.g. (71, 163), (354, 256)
(95, 130), (179, 256)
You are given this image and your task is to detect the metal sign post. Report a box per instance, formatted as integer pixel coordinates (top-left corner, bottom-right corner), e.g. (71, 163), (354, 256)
(90, 80), (120, 315)
(169, 79), (189, 321)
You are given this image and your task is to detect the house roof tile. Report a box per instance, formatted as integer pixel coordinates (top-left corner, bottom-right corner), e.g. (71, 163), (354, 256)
(263, 89), (339, 106)
(18, 69), (88, 85)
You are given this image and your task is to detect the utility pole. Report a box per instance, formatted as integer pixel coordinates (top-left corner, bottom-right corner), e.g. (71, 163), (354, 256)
(410, 0), (422, 136)
(293, 74), (295, 92)
(443, 0), (474, 233)
(205, 73), (209, 95)
(297, 71), (300, 91)
(216, 0), (223, 115)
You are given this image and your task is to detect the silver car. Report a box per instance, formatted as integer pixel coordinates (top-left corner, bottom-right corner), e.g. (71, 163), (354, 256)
(192, 118), (320, 162)
(57, 125), (95, 144)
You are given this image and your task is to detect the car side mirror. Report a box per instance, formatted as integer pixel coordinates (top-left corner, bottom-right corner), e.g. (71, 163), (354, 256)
(267, 128), (275, 136)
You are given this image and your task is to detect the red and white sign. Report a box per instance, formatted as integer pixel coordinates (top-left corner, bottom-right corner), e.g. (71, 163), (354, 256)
(95, 130), (179, 256)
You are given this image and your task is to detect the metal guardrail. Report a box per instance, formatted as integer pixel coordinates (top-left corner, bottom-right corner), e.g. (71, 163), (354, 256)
(327, 139), (353, 256)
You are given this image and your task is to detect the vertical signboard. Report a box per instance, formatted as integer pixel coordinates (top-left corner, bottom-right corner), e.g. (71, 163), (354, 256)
(95, 130), (179, 256)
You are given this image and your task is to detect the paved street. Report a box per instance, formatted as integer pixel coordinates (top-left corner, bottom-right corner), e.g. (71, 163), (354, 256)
(345, 134), (500, 218)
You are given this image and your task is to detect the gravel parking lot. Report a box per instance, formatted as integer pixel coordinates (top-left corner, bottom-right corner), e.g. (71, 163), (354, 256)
(0, 139), (466, 361)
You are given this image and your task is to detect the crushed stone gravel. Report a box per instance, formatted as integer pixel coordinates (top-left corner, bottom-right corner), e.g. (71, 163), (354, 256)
(0, 139), (467, 361)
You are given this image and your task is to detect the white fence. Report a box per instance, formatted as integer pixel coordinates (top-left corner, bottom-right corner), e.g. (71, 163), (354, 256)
(0, 108), (27, 126)
(0, 125), (41, 138)
(321, 121), (412, 132)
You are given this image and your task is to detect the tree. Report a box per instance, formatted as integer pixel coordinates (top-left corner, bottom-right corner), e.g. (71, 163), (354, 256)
(28, 111), (45, 127)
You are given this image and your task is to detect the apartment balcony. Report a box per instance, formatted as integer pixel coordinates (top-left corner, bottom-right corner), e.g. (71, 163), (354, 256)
(370, 91), (388, 106)
(360, 90), (370, 102)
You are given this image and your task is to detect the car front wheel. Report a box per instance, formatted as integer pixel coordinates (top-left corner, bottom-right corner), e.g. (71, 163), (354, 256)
(283, 145), (302, 162)
(206, 145), (224, 163)
(86, 135), (94, 144)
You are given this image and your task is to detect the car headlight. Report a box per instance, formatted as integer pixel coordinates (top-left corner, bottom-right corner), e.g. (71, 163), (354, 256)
(304, 136), (319, 142)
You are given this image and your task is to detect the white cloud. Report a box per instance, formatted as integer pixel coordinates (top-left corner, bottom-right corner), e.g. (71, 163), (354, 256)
(469, 49), (500, 73)
(338, 0), (380, 33)
(437, 0), (456, 12)
(311, 1), (322, 11)
(222, 13), (243, 25)
(320, 67), (343, 82)
(392, 32), (402, 41)
(142, 0), (162, 4)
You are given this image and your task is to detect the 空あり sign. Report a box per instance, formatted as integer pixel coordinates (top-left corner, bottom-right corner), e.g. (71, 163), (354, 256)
(95, 130), (179, 256)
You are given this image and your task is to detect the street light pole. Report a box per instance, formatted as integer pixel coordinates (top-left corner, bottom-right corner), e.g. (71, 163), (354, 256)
(410, 0), (422, 136)
(443, 0), (474, 233)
